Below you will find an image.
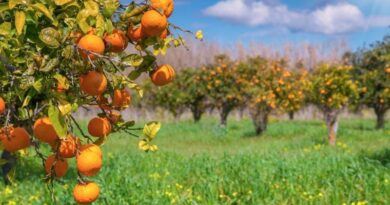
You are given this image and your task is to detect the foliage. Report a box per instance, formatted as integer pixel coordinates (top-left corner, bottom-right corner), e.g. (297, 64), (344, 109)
(0, 0), (196, 202)
(351, 35), (390, 128)
(309, 64), (358, 111)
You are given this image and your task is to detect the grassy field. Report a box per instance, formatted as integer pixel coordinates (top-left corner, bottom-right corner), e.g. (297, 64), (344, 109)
(0, 118), (389, 205)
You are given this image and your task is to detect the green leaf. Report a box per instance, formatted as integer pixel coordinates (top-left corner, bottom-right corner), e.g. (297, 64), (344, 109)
(0, 159), (7, 166)
(128, 70), (141, 80)
(95, 14), (105, 37)
(53, 74), (69, 90)
(31, 3), (55, 22)
(9, 0), (23, 9)
(0, 3), (9, 13)
(54, 0), (74, 6)
(22, 90), (36, 107)
(143, 121), (161, 141)
(122, 54), (144, 67)
(48, 103), (68, 139)
(84, 0), (99, 16)
(40, 58), (59, 72)
(33, 79), (43, 93)
(105, 19), (114, 34)
(94, 135), (108, 146)
(15, 11), (26, 36)
(0, 22), (12, 36)
(76, 10), (91, 33)
(58, 100), (72, 116)
(39, 27), (61, 48)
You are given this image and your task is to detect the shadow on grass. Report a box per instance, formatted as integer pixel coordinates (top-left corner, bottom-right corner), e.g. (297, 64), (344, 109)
(363, 148), (390, 167)
(241, 131), (260, 138)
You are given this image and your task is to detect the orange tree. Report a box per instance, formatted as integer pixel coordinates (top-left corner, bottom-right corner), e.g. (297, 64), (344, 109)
(278, 68), (310, 120)
(240, 57), (303, 135)
(308, 64), (358, 145)
(143, 68), (209, 122)
(143, 75), (187, 119)
(351, 35), (390, 129)
(180, 68), (209, 122)
(0, 0), (196, 203)
(204, 54), (245, 127)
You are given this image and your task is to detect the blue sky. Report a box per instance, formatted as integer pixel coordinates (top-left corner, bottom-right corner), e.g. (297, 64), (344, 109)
(125, 0), (390, 50)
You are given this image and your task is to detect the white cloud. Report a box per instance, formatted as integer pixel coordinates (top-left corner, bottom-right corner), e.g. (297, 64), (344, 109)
(203, 0), (390, 35)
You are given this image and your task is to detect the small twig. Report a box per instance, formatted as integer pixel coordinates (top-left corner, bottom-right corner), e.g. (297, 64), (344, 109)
(70, 115), (92, 142)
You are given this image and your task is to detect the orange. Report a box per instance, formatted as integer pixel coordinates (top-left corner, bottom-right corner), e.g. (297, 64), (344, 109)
(1, 127), (30, 152)
(73, 182), (100, 204)
(386, 67), (390, 73)
(77, 34), (105, 60)
(141, 10), (167, 37)
(104, 29), (128, 53)
(150, 0), (174, 17)
(88, 117), (112, 138)
(33, 117), (58, 145)
(127, 26), (145, 42)
(58, 135), (80, 158)
(150, 64), (176, 86)
(79, 71), (107, 96)
(112, 89), (131, 109)
(45, 155), (68, 177)
(0, 97), (5, 114)
(77, 149), (102, 176)
(80, 144), (102, 158)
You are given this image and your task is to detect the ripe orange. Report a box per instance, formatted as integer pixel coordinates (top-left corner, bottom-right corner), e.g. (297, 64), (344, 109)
(1, 127), (30, 152)
(112, 89), (131, 109)
(150, 0), (174, 17)
(104, 29), (128, 53)
(127, 26), (145, 42)
(80, 144), (102, 158)
(88, 117), (112, 138)
(0, 97), (5, 114)
(33, 117), (58, 145)
(73, 182), (100, 204)
(77, 149), (102, 176)
(77, 34), (105, 60)
(45, 155), (68, 177)
(150, 64), (176, 86)
(386, 67), (390, 73)
(141, 10), (167, 37)
(58, 135), (80, 158)
(79, 71), (108, 96)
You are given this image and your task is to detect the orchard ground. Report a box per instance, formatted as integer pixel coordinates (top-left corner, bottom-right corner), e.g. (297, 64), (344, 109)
(1, 117), (389, 205)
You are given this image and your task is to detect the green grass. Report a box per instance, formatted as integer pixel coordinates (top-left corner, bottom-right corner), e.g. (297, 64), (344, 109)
(1, 118), (390, 205)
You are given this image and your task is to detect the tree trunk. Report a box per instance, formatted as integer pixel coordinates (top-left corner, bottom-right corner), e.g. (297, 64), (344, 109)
(288, 111), (294, 120)
(219, 104), (232, 128)
(374, 108), (386, 129)
(325, 110), (339, 146)
(190, 104), (203, 123)
(250, 110), (269, 135)
(1, 151), (16, 185)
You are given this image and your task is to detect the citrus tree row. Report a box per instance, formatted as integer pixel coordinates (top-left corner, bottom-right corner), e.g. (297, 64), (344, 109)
(143, 45), (389, 145)
(0, 0), (200, 203)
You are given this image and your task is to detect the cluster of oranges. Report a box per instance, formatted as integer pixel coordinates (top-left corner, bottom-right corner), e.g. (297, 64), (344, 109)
(0, 1), (178, 204)
(76, 0), (176, 87)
